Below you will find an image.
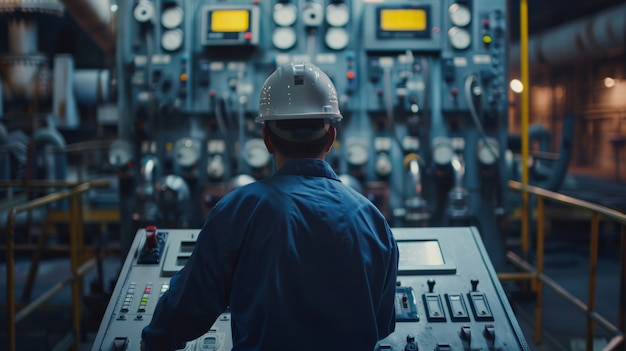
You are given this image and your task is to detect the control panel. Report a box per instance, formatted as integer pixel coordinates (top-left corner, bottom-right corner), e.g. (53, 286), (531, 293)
(113, 0), (511, 270)
(91, 227), (528, 350)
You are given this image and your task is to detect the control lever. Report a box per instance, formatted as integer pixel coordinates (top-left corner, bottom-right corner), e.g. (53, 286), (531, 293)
(460, 325), (471, 349)
(427, 278), (435, 293)
(404, 334), (418, 351)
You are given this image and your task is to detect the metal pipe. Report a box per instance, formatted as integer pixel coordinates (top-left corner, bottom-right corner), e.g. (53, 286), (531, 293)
(618, 224), (626, 335)
(60, 0), (116, 54)
(535, 196), (545, 345)
(509, 3), (626, 67)
(8, 18), (37, 54)
(520, 0), (530, 257)
(588, 213), (600, 351)
(450, 154), (465, 190)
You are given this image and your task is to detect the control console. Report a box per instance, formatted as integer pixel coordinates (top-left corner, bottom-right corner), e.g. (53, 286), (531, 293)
(91, 226), (528, 350)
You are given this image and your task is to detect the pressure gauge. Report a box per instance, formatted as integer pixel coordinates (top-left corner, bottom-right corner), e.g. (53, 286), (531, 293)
(108, 139), (133, 167)
(244, 139), (270, 169)
(272, 27), (297, 50)
(345, 140), (369, 166)
(161, 29), (183, 51)
(273, 2), (297, 26)
(449, 3), (471, 27)
(174, 138), (201, 167)
(302, 2), (324, 27)
(326, 3), (349, 27)
(206, 154), (225, 180)
(448, 27), (471, 50)
(161, 6), (183, 29)
(477, 137), (500, 165)
(432, 137), (454, 165)
(375, 153), (392, 177)
(325, 27), (349, 50)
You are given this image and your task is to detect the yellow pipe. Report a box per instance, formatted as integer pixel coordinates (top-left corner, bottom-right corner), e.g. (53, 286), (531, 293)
(587, 212), (600, 351)
(520, 0), (530, 257)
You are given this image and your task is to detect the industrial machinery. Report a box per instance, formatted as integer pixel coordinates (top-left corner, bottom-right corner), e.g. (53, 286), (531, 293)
(91, 226), (528, 350)
(114, 0), (510, 267)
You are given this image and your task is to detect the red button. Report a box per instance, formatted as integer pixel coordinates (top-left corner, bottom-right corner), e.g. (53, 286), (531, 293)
(244, 32), (252, 41)
(346, 70), (355, 80)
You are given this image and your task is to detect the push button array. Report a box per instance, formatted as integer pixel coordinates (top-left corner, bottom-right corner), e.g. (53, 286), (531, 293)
(138, 283), (153, 313)
(120, 282), (137, 313)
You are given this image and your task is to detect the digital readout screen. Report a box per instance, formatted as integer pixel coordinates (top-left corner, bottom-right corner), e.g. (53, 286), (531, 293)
(380, 8), (427, 31)
(210, 10), (249, 32)
(398, 240), (445, 267)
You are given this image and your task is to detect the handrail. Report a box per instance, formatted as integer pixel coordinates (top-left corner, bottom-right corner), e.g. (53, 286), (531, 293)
(503, 180), (626, 351)
(4, 182), (103, 351)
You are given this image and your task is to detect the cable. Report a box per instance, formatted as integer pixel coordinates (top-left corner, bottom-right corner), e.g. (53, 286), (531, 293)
(464, 74), (499, 162)
(382, 67), (406, 154)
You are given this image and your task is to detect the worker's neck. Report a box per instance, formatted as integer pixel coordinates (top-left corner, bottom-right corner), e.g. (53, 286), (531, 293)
(273, 154), (325, 170)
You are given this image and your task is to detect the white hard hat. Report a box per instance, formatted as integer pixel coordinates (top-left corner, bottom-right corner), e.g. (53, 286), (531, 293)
(256, 62), (343, 124)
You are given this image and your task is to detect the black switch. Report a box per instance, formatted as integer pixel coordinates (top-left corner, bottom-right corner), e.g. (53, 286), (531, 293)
(113, 337), (129, 351)
(442, 58), (455, 82)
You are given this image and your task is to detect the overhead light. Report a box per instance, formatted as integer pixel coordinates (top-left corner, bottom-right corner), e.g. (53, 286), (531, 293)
(604, 77), (616, 88)
(111, 3), (119, 13)
(509, 79), (524, 93)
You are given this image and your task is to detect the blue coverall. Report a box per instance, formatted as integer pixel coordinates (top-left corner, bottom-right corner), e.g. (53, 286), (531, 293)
(142, 158), (399, 350)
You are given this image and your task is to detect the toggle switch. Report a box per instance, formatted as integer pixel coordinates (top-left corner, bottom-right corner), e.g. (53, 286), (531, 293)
(471, 278), (479, 292)
(461, 325), (471, 342)
(427, 278), (436, 293)
(484, 323), (495, 339)
(112, 337), (129, 351)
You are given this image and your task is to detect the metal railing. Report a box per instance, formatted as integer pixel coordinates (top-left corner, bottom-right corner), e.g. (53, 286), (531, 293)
(500, 180), (626, 351)
(3, 181), (109, 351)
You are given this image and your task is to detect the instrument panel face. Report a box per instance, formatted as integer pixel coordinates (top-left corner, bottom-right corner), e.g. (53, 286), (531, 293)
(91, 227), (528, 351)
(116, 0), (511, 296)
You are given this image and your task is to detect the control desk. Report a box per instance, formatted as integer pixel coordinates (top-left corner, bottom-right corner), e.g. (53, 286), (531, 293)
(91, 227), (528, 350)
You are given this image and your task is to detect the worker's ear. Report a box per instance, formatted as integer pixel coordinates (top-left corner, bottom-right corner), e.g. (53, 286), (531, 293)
(324, 126), (336, 153)
(262, 127), (275, 154)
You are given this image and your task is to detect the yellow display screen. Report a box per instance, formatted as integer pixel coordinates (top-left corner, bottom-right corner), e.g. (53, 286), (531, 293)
(211, 10), (250, 32)
(380, 9), (427, 31)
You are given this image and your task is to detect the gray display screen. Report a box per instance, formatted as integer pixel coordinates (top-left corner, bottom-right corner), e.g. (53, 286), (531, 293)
(396, 239), (456, 274)
(398, 240), (444, 266)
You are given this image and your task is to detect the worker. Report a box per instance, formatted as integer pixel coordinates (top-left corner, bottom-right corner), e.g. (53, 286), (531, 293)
(141, 62), (399, 350)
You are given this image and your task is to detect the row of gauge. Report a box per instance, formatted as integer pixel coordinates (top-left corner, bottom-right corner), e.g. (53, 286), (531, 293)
(146, 1), (475, 52)
(107, 134), (501, 180)
(108, 137), (272, 178)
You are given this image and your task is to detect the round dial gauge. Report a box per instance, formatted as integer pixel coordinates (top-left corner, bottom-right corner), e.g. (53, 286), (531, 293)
(448, 27), (471, 50)
(108, 139), (133, 167)
(325, 27), (349, 50)
(206, 155), (225, 179)
(477, 138), (500, 165)
(272, 27), (297, 50)
(161, 29), (183, 51)
(302, 2), (323, 27)
(375, 153), (392, 177)
(432, 137), (454, 165)
(448, 3), (471, 27)
(174, 138), (201, 167)
(161, 6), (184, 29)
(345, 140), (369, 166)
(244, 139), (270, 169)
(326, 3), (350, 27)
(273, 3), (297, 26)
